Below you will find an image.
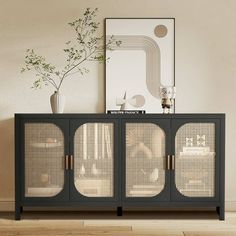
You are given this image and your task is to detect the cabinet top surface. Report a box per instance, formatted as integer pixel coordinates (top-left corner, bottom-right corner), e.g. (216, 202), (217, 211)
(15, 113), (225, 119)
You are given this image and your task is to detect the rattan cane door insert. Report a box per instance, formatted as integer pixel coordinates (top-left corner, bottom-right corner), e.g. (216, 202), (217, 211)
(126, 123), (165, 197)
(24, 123), (64, 197)
(175, 123), (215, 197)
(74, 123), (114, 197)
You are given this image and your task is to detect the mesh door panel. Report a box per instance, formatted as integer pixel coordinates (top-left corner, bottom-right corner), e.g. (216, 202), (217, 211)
(74, 123), (114, 197)
(126, 123), (165, 197)
(175, 123), (215, 197)
(25, 123), (64, 197)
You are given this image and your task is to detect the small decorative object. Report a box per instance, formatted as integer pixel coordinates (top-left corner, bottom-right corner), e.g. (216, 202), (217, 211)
(40, 173), (50, 186)
(21, 8), (121, 113)
(130, 142), (152, 159)
(160, 86), (176, 113)
(185, 137), (193, 147)
(79, 164), (86, 176)
(149, 168), (159, 182)
(197, 135), (206, 147)
(117, 91), (128, 110)
(46, 138), (57, 143)
(91, 163), (101, 176)
(116, 92), (146, 110)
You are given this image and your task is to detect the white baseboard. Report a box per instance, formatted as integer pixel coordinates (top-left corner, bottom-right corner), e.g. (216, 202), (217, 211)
(226, 201), (236, 211)
(1, 199), (236, 212)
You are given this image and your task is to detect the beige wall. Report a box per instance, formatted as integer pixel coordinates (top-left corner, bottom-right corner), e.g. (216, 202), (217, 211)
(0, 0), (236, 211)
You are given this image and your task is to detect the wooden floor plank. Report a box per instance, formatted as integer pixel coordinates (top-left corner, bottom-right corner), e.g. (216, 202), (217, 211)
(184, 232), (236, 236)
(0, 212), (236, 236)
(0, 230), (184, 236)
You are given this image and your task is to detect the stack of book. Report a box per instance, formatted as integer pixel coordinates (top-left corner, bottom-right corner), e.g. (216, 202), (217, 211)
(180, 146), (215, 157)
(107, 110), (145, 114)
(128, 184), (162, 197)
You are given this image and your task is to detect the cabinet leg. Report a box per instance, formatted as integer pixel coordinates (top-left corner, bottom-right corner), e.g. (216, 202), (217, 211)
(15, 205), (21, 221)
(117, 206), (123, 216)
(217, 206), (225, 221)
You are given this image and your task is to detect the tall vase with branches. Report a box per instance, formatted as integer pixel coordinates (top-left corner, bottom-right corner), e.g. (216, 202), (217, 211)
(21, 8), (121, 113)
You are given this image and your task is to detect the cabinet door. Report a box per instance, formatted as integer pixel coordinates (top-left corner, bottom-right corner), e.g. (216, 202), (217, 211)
(70, 120), (119, 202)
(171, 119), (220, 201)
(123, 119), (171, 202)
(22, 120), (69, 201)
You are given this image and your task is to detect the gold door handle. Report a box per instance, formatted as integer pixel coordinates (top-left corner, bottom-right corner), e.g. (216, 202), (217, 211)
(65, 155), (69, 170)
(70, 155), (74, 170)
(171, 155), (175, 170)
(166, 155), (171, 170)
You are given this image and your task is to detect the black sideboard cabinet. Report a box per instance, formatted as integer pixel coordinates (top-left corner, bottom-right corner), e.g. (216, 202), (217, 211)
(15, 114), (225, 220)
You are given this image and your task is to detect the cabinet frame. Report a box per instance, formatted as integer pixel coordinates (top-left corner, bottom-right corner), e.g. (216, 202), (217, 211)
(15, 113), (225, 220)
(121, 118), (171, 203)
(170, 118), (221, 202)
(69, 118), (120, 204)
(18, 118), (70, 204)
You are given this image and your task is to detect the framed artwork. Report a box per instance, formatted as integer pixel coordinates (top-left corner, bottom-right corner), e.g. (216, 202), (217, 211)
(105, 18), (175, 113)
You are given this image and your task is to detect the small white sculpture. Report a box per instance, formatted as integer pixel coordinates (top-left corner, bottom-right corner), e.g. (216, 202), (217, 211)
(149, 168), (159, 182)
(116, 91), (145, 110)
(130, 142), (152, 159)
(79, 164), (85, 176)
(91, 163), (101, 176)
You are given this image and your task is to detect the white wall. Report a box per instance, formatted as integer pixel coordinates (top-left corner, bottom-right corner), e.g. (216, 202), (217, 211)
(0, 0), (236, 211)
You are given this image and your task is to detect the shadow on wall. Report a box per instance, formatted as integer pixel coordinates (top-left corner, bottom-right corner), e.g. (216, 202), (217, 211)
(0, 118), (14, 200)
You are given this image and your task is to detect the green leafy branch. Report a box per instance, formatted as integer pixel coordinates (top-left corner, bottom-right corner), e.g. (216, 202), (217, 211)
(21, 8), (121, 91)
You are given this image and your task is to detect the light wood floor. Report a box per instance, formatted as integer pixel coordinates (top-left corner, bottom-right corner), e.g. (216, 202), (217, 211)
(1, 211), (236, 236)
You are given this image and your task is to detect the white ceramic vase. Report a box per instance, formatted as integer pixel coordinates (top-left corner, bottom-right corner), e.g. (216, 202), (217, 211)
(50, 91), (65, 113)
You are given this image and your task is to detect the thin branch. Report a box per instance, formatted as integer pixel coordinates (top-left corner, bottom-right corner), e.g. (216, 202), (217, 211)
(64, 70), (84, 78)
(58, 49), (97, 90)
(35, 68), (59, 90)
